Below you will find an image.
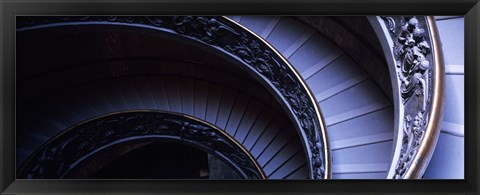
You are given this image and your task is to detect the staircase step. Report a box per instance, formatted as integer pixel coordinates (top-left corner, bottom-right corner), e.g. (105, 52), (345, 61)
(266, 17), (314, 55)
(241, 109), (275, 148)
(315, 74), (369, 103)
(327, 107), (393, 141)
(205, 83), (223, 123)
(215, 88), (238, 130)
(288, 33), (343, 77)
(330, 132), (393, 150)
(306, 55), (368, 98)
(227, 16), (243, 22)
(285, 164), (308, 179)
(233, 100), (263, 139)
(269, 151), (305, 179)
(150, 77), (171, 111)
(320, 79), (390, 118)
(225, 94), (250, 135)
(332, 141), (393, 165)
(325, 101), (390, 126)
(193, 80), (209, 120)
(263, 139), (303, 176)
(179, 77), (195, 116)
(238, 16), (282, 39)
(164, 77), (183, 113)
(333, 172), (388, 179)
(441, 121), (464, 137)
(332, 163), (390, 174)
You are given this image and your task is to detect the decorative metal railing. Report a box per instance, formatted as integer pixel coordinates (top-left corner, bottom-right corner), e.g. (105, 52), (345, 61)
(378, 16), (445, 179)
(18, 111), (265, 179)
(17, 16), (330, 179)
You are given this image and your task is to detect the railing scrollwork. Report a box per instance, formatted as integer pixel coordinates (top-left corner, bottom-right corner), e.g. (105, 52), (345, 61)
(18, 111), (265, 179)
(379, 16), (445, 179)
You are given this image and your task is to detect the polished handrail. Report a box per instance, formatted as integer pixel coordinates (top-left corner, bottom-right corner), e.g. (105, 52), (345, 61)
(375, 16), (445, 179)
(17, 16), (330, 179)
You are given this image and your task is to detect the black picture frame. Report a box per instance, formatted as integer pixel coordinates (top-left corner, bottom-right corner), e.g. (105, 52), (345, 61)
(1, 0), (478, 194)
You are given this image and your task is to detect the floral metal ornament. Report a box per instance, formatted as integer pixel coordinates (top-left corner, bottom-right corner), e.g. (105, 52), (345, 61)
(18, 111), (265, 179)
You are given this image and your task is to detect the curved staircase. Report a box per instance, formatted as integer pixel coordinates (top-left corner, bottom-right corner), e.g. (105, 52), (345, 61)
(17, 74), (311, 179)
(15, 24), (311, 179)
(17, 16), (461, 179)
(229, 16), (395, 179)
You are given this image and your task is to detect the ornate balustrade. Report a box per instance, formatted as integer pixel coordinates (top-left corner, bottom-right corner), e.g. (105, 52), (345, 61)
(18, 111), (265, 179)
(373, 16), (445, 179)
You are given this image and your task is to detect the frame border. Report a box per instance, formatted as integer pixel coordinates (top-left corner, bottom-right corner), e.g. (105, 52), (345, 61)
(1, 0), (479, 194)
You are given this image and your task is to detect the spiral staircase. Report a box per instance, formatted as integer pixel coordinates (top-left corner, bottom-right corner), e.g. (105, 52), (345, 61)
(228, 16), (396, 179)
(15, 16), (463, 179)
